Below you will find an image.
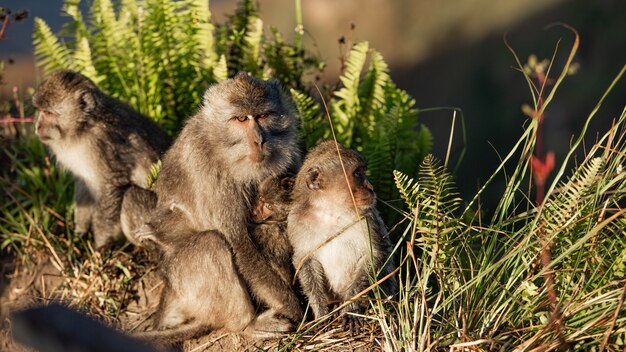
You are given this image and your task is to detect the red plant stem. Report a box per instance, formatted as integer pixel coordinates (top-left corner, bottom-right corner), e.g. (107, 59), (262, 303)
(0, 17), (10, 41)
(534, 72), (564, 346)
(0, 117), (34, 123)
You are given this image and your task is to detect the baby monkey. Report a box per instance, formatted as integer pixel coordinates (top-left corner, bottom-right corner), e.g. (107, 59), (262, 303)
(133, 175), (298, 344)
(288, 140), (397, 332)
(250, 175), (296, 287)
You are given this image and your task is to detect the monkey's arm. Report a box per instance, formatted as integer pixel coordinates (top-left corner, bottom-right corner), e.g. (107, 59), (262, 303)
(74, 179), (95, 235)
(229, 233), (303, 323)
(298, 258), (331, 320)
(91, 182), (125, 247)
(337, 257), (371, 333)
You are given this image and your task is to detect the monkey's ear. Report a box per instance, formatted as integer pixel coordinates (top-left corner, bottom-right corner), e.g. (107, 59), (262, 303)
(78, 90), (96, 113)
(305, 167), (322, 191)
(280, 177), (295, 191)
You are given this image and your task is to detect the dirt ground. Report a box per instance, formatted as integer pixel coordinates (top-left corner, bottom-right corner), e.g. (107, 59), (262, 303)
(0, 250), (262, 351)
(0, 249), (381, 352)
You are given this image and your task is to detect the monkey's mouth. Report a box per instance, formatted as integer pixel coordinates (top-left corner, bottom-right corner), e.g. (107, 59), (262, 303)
(352, 196), (374, 207)
(248, 153), (266, 163)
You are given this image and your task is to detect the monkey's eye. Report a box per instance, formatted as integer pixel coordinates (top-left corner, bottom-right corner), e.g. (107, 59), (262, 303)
(235, 115), (248, 122)
(264, 203), (274, 210)
(354, 169), (364, 179)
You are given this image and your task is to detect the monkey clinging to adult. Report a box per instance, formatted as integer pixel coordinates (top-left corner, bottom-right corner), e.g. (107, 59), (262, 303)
(148, 72), (303, 336)
(288, 140), (397, 333)
(250, 175), (297, 286)
(131, 176), (298, 344)
(32, 70), (172, 248)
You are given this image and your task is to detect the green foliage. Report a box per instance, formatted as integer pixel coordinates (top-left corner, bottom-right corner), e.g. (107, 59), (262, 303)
(374, 52), (626, 351)
(0, 136), (74, 254)
(32, 0), (321, 134)
(147, 160), (162, 190)
(32, 0), (430, 216)
(294, 41), (431, 207)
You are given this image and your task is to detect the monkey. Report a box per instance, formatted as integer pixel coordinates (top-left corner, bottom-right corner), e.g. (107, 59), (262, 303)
(32, 70), (172, 248)
(145, 72), (303, 338)
(132, 175), (298, 344)
(119, 186), (157, 246)
(287, 140), (398, 333)
(250, 175), (296, 286)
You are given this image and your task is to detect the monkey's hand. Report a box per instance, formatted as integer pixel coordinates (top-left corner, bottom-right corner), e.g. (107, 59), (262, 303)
(340, 312), (363, 335)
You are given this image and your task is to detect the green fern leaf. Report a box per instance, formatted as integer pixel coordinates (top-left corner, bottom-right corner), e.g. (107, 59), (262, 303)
(33, 17), (72, 75)
(359, 50), (389, 125)
(418, 154), (461, 216)
(290, 88), (325, 146)
(73, 37), (102, 84)
(543, 157), (604, 235)
(62, 0), (89, 41)
(214, 54), (229, 82)
(147, 160), (162, 190)
(243, 17), (263, 74)
(189, 0), (217, 69)
(333, 41), (368, 117)
(393, 169), (421, 210)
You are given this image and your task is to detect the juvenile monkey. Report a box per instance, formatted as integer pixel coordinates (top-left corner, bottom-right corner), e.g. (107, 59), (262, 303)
(32, 70), (171, 247)
(148, 73), (303, 336)
(288, 140), (397, 332)
(250, 175), (296, 286)
(132, 175), (297, 343)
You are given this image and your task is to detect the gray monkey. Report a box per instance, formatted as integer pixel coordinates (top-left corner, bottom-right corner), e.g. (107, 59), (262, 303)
(288, 140), (397, 332)
(32, 70), (171, 247)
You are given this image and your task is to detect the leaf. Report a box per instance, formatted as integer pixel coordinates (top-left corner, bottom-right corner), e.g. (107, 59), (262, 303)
(213, 54), (228, 82)
(147, 160), (162, 190)
(33, 17), (72, 75)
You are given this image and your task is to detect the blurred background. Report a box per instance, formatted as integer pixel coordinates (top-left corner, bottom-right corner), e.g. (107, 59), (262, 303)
(1, 0), (625, 208)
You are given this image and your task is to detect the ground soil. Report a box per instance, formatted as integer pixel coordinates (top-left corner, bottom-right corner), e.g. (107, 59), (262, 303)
(0, 248), (380, 351)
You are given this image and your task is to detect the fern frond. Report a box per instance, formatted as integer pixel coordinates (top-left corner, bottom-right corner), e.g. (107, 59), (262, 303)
(359, 49), (389, 125)
(393, 170), (420, 210)
(189, 0), (217, 70)
(73, 37), (102, 84)
(33, 18), (72, 75)
(90, 0), (132, 97)
(543, 157), (604, 235)
(62, 0), (89, 41)
(418, 154), (462, 216)
(243, 17), (263, 74)
(147, 160), (162, 190)
(213, 54), (229, 82)
(333, 41), (368, 117)
(290, 88), (325, 146)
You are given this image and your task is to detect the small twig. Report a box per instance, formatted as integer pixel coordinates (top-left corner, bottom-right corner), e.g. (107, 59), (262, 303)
(0, 117), (34, 123)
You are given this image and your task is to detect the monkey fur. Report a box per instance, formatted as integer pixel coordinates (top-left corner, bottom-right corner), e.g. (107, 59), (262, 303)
(145, 73), (303, 339)
(133, 175), (297, 344)
(250, 175), (296, 287)
(32, 70), (171, 248)
(288, 140), (397, 332)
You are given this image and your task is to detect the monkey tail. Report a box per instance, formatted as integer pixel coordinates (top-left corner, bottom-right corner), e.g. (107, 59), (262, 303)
(135, 322), (209, 346)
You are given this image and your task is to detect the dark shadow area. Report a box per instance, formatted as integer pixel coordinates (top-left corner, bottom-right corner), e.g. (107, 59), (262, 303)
(392, 0), (626, 210)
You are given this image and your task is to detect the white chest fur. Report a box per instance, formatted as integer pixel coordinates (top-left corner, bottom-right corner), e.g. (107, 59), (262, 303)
(292, 200), (374, 295)
(50, 142), (102, 197)
(316, 219), (372, 294)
